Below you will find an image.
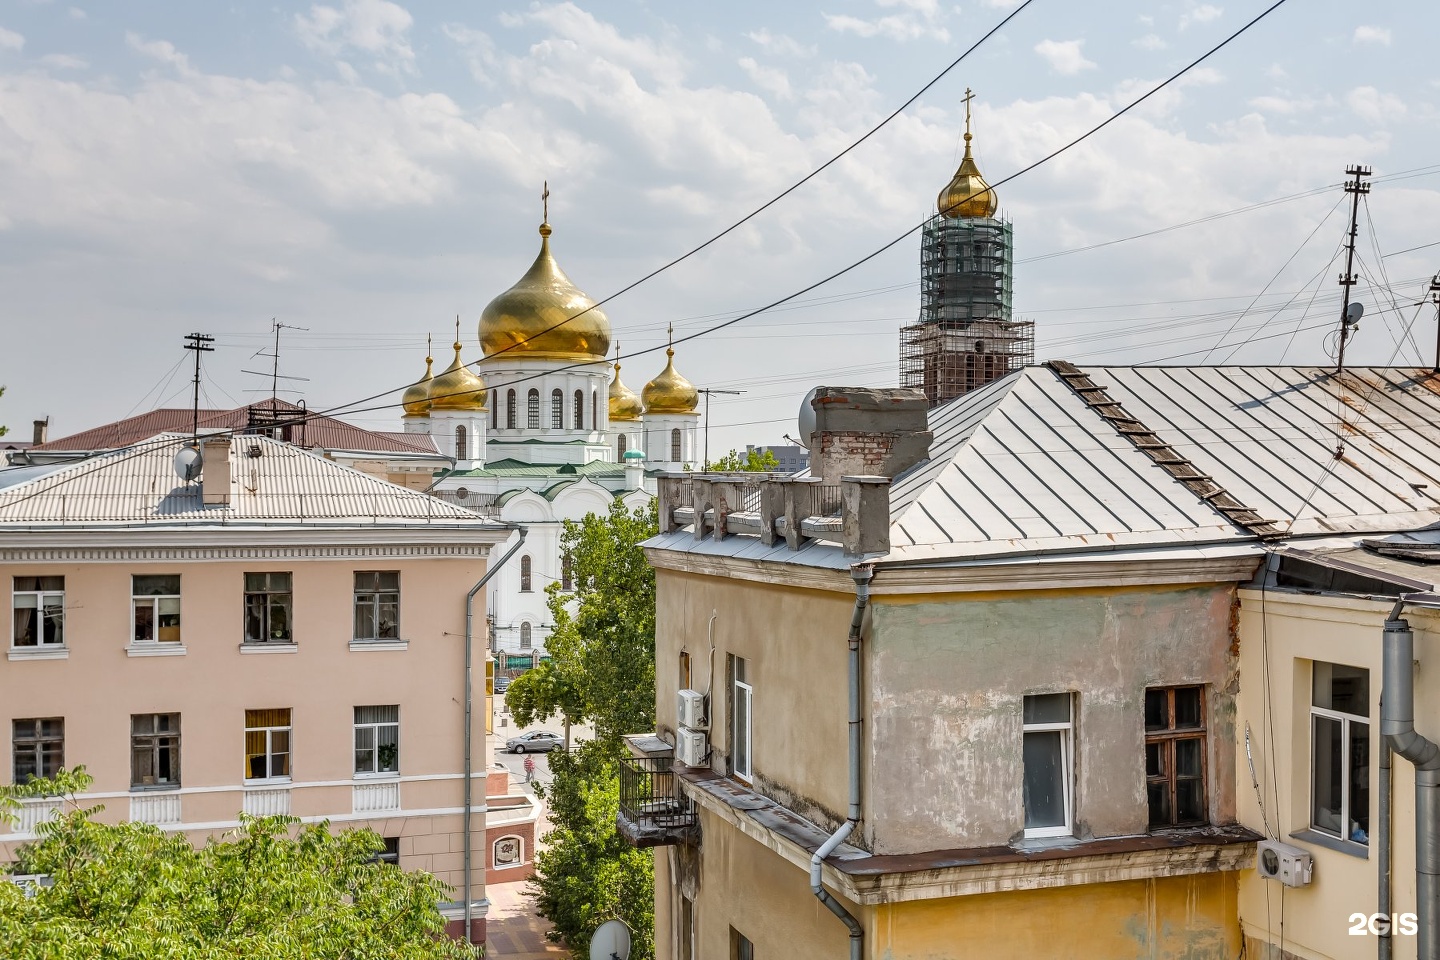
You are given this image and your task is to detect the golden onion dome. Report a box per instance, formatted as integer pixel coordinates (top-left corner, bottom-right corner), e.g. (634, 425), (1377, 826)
(478, 219), (611, 362)
(938, 90), (998, 219)
(642, 331), (699, 415)
(608, 344), (643, 422)
(401, 341), (435, 418)
(427, 340), (488, 412)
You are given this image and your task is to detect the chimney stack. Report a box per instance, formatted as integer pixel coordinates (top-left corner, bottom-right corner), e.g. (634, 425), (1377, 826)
(32, 419), (48, 446)
(201, 437), (232, 506)
(806, 387), (932, 484)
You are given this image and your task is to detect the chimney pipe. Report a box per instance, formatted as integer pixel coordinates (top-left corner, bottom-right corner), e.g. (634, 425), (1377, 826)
(807, 387), (931, 485)
(201, 437), (232, 505)
(32, 418), (48, 446)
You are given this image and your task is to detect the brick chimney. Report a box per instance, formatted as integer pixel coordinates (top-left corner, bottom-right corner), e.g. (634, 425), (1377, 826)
(806, 387), (931, 484)
(32, 419), (48, 446)
(201, 437), (232, 506)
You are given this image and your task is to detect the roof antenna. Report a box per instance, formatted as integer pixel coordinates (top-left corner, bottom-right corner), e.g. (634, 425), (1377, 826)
(183, 332), (214, 438)
(1334, 164), (1371, 377)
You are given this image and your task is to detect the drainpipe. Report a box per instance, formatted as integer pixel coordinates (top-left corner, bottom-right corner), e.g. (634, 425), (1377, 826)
(1379, 735), (1392, 960)
(1382, 605), (1440, 960)
(811, 564), (871, 960)
(463, 527), (528, 945)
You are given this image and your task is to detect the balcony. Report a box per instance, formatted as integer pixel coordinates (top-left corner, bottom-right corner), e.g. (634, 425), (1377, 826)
(242, 786), (292, 817)
(353, 779), (401, 814)
(15, 798), (62, 835)
(618, 752), (696, 848)
(130, 792), (182, 825)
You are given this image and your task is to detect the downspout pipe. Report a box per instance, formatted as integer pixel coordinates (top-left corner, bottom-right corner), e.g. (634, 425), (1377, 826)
(1379, 734), (1392, 960)
(463, 527), (528, 945)
(811, 564), (872, 960)
(1381, 605), (1440, 960)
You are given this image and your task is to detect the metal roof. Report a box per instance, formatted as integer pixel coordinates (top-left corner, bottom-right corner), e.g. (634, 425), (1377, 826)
(0, 434), (501, 527)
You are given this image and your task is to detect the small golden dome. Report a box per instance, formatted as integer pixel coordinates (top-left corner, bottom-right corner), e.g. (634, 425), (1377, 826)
(401, 342), (434, 418)
(643, 330), (698, 415)
(428, 341), (488, 412)
(938, 90), (998, 219)
(478, 220), (612, 362)
(608, 344), (643, 422)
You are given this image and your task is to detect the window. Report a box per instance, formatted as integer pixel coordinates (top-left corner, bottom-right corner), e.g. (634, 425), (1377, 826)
(1145, 686), (1206, 828)
(491, 392), (498, 430)
(679, 895), (695, 960)
(1312, 661), (1370, 845)
(732, 655), (752, 782)
(376, 837), (400, 866)
(353, 571), (399, 640)
(131, 713), (180, 789)
(506, 389), (517, 429)
(617, 434), (627, 459)
(455, 424), (467, 459)
(671, 428), (682, 462)
(561, 554), (573, 592)
(13, 718), (63, 783)
(244, 573), (293, 643)
(592, 390), (598, 430)
(679, 651), (692, 691)
(132, 575), (181, 644)
(551, 388), (564, 429)
(519, 555), (532, 593)
(244, 708), (291, 780)
(527, 388), (541, 429)
(574, 389), (584, 430)
(1022, 693), (1073, 838)
(730, 928), (754, 960)
(12, 576), (64, 648)
(354, 705), (399, 777)
(494, 835), (523, 868)
(520, 623), (532, 650)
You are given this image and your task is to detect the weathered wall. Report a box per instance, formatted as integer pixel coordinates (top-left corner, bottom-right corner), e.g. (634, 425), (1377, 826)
(869, 584), (1239, 853)
(654, 569), (855, 830)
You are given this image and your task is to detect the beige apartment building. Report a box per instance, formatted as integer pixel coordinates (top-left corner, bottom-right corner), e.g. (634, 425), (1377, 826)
(0, 432), (517, 945)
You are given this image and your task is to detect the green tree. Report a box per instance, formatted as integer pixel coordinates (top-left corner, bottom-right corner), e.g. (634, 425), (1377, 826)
(505, 658), (585, 750)
(0, 769), (476, 960)
(705, 447), (779, 472)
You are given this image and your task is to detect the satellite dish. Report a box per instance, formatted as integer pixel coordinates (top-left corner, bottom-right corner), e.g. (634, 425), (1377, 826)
(589, 920), (632, 960)
(173, 445), (203, 483)
(1345, 302), (1364, 326)
(797, 386), (820, 446)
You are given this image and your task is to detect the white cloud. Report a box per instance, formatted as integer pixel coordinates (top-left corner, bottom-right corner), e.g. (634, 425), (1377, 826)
(1178, 66), (1224, 87)
(1137, 13), (1154, 26)
(1132, 33), (1166, 51)
(1353, 25), (1391, 45)
(67, 7), (86, 20)
(296, 0), (415, 76)
(825, 0), (950, 43)
(1247, 95), (1321, 115)
(739, 57), (792, 100)
(1034, 39), (1095, 75)
(1347, 85), (1406, 124)
(746, 29), (814, 58)
(125, 33), (192, 74)
(1180, 4), (1223, 29)
(0, 28), (24, 52)
(40, 53), (87, 69)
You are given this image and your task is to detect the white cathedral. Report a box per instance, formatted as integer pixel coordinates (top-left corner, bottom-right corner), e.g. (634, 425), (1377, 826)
(396, 214), (702, 660)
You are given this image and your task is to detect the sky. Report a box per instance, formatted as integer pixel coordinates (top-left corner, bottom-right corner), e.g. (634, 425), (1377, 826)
(0, 0), (1437, 454)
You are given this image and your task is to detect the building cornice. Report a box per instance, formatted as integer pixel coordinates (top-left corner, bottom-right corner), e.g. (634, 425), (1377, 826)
(0, 526), (504, 562)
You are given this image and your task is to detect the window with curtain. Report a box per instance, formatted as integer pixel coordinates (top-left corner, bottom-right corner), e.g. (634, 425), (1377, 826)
(244, 572), (293, 643)
(507, 389), (517, 429)
(131, 713), (180, 789)
(527, 389), (541, 429)
(353, 571), (400, 640)
(519, 556), (532, 593)
(551, 388), (563, 428)
(12, 576), (64, 648)
(520, 622), (532, 650)
(132, 574), (181, 645)
(354, 705), (399, 776)
(574, 390), (584, 430)
(244, 708), (291, 780)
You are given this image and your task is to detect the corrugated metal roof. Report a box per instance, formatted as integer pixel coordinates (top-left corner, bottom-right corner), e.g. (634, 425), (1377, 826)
(0, 434), (500, 526)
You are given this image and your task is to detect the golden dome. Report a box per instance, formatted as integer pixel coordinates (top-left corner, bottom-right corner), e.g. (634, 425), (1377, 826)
(642, 330), (698, 415)
(608, 344), (643, 422)
(938, 90), (998, 219)
(401, 341), (434, 418)
(478, 220), (612, 362)
(427, 340), (487, 412)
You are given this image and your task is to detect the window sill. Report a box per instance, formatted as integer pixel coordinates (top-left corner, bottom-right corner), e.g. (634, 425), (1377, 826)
(243, 778), (292, 787)
(349, 639), (409, 652)
(1020, 828), (1075, 842)
(126, 644), (186, 658)
(239, 642), (299, 655)
(1291, 828), (1369, 859)
(130, 784), (181, 793)
(353, 772), (401, 781)
(8, 646), (68, 661)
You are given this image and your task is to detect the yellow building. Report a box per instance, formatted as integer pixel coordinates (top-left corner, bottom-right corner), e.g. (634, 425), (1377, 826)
(625, 365), (1440, 959)
(0, 432), (521, 946)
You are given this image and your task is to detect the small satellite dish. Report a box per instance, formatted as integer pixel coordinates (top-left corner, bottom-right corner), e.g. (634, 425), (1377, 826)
(173, 445), (203, 483)
(1345, 302), (1364, 326)
(589, 920), (632, 960)
(797, 386), (820, 445)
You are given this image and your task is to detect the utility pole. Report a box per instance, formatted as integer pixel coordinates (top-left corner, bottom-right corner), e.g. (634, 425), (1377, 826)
(1334, 164), (1371, 376)
(1429, 274), (1440, 375)
(182, 332), (214, 438)
(698, 388), (744, 469)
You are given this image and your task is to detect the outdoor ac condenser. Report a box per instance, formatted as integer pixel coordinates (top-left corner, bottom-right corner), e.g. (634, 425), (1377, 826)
(677, 689), (707, 730)
(676, 727), (708, 767)
(1256, 839), (1313, 887)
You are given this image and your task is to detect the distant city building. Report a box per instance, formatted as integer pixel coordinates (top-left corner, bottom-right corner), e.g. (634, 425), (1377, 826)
(746, 444), (809, 474)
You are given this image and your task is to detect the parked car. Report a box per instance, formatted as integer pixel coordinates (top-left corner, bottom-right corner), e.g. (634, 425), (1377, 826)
(494, 676), (512, 694)
(505, 730), (563, 754)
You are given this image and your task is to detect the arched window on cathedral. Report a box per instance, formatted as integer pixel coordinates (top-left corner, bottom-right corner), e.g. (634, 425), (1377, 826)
(527, 389), (541, 429)
(519, 622), (532, 650)
(551, 388), (563, 429)
(455, 424), (467, 459)
(491, 392), (497, 431)
(671, 428), (682, 463)
(617, 433), (627, 459)
(561, 554), (573, 592)
(592, 390), (598, 430)
(574, 390), (584, 430)
(519, 555), (532, 593)
(506, 390), (517, 430)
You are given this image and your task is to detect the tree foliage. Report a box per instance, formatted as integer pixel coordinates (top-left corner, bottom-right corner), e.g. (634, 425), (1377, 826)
(505, 658), (585, 749)
(0, 769), (475, 960)
(705, 447), (779, 472)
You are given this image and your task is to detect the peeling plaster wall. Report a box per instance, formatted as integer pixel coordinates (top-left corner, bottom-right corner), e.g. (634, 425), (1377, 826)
(869, 585), (1240, 854)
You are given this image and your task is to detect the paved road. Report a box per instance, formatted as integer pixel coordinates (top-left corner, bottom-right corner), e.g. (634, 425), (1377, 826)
(491, 693), (594, 790)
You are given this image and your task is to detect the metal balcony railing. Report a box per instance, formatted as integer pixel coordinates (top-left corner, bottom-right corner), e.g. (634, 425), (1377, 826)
(618, 755), (694, 833)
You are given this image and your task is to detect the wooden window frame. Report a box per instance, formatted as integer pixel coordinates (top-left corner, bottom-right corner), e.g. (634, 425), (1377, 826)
(1144, 685), (1208, 829)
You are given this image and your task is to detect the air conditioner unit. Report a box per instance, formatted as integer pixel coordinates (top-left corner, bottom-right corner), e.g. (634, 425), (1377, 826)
(677, 689), (707, 730)
(1256, 839), (1313, 887)
(676, 727), (708, 767)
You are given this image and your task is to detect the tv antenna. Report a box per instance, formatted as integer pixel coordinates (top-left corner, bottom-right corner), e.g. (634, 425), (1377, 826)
(241, 319), (310, 410)
(182, 332), (214, 438)
(1333, 164), (1371, 376)
(698, 388), (744, 469)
